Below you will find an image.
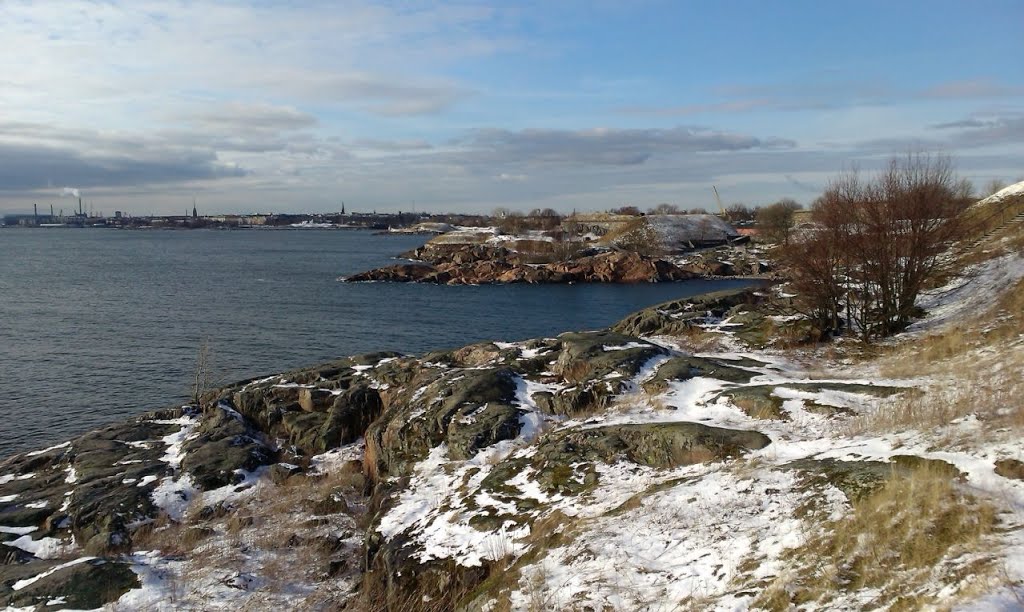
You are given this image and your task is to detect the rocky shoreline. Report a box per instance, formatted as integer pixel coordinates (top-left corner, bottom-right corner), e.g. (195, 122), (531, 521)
(0, 287), (791, 608)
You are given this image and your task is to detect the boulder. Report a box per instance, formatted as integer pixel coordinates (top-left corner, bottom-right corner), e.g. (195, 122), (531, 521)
(612, 288), (764, 337)
(642, 356), (759, 393)
(365, 368), (521, 481)
(0, 558), (138, 610)
(537, 422), (772, 470)
(180, 405), (276, 490)
(317, 386), (384, 452)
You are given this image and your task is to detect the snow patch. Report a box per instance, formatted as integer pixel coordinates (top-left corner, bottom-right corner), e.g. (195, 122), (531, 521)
(12, 557), (96, 590)
(25, 441), (70, 457)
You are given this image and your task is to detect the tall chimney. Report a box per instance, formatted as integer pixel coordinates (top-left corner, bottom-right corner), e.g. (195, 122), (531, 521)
(79, 197), (83, 216)
(34, 203), (38, 221)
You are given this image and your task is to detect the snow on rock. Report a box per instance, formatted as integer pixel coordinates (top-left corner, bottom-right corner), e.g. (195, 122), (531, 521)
(508, 467), (833, 611)
(115, 550), (188, 610)
(150, 473), (197, 522)
(11, 557), (96, 591)
(24, 441), (70, 457)
(0, 473), (35, 485)
(7, 534), (77, 559)
(0, 525), (37, 535)
(601, 341), (653, 351)
(375, 444), (529, 566)
(309, 440), (366, 474)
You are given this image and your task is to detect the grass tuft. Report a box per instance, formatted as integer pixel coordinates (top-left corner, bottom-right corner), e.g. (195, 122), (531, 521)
(752, 463), (999, 610)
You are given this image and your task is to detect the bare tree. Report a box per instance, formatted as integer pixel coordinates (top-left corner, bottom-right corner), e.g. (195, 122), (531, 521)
(784, 152), (967, 341)
(984, 179), (1007, 197)
(191, 337), (214, 405)
(726, 203), (753, 222)
(649, 203), (680, 215)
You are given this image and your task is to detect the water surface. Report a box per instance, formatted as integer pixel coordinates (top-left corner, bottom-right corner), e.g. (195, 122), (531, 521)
(0, 228), (753, 457)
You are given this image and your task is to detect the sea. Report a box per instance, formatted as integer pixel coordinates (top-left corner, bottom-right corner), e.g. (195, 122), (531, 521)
(0, 228), (755, 458)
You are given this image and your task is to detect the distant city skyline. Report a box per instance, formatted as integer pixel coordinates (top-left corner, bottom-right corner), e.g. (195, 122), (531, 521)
(1, 0), (1022, 215)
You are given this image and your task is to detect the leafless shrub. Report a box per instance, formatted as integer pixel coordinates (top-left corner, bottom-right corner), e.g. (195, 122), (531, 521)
(783, 152), (969, 341)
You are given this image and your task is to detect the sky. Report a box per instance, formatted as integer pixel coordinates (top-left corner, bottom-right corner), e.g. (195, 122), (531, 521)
(1, 0), (1022, 216)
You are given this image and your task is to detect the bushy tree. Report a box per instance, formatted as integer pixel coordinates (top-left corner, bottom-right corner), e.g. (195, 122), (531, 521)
(756, 198), (803, 245)
(784, 152), (967, 341)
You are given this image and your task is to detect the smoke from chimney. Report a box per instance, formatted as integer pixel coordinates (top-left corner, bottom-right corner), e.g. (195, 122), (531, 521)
(60, 187), (80, 198)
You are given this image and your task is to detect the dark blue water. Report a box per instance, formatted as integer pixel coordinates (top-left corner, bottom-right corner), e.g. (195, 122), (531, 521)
(0, 228), (752, 457)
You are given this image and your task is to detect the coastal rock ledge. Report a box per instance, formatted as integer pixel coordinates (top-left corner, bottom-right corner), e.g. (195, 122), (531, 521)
(341, 249), (698, 284)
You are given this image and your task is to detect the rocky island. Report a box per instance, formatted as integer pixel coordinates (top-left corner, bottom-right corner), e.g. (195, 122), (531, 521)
(342, 214), (772, 285)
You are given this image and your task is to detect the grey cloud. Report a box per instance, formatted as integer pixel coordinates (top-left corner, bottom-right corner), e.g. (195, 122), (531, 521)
(0, 141), (245, 193)
(920, 79), (1024, 99)
(923, 113), (1024, 146)
(353, 138), (433, 152)
(948, 115), (1024, 147)
(460, 126), (795, 166)
(646, 78), (1024, 117)
(932, 119), (989, 129)
(617, 98), (773, 117)
(265, 72), (470, 116)
(183, 103), (318, 132)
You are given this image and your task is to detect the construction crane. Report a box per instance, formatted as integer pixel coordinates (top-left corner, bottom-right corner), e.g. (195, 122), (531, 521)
(712, 185), (729, 221)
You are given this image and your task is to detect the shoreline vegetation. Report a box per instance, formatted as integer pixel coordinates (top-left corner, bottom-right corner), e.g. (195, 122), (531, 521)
(2, 179), (1023, 610)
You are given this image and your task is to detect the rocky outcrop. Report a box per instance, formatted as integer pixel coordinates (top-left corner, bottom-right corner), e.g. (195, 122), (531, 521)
(343, 250), (698, 285)
(676, 245), (774, 277)
(642, 355), (760, 393)
(364, 367), (523, 482)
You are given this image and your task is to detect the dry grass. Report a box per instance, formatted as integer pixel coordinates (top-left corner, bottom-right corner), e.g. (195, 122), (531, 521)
(959, 192), (1024, 237)
(602, 218), (664, 256)
(847, 352), (1024, 440)
(608, 389), (672, 414)
(670, 325), (728, 353)
(843, 275), (1024, 439)
(751, 463), (999, 610)
(127, 465), (367, 610)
